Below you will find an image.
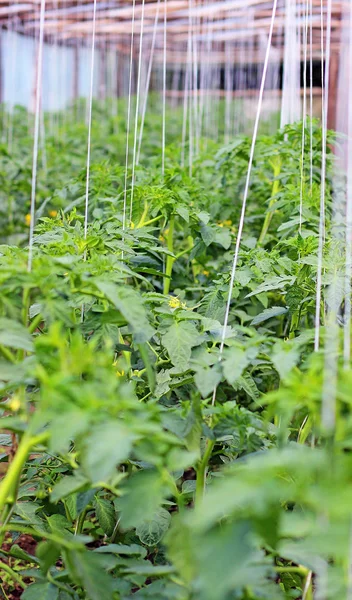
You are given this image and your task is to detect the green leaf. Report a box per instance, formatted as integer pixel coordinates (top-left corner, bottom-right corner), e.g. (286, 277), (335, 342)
(223, 347), (250, 385)
(51, 472), (89, 503)
(194, 365), (222, 398)
(118, 470), (167, 529)
(94, 497), (116, 536)
(122, 564), (175, 576)
(214, 227), (231, 249)
(95, 281), (154, 343)
(175, 205), (189, 222)
(246, 276), (295, 298)
(81, 421), (135, 484)
(136, 507), (171, 546)
(271, 342), (300, 380)
(22, 583), (58, 600)
(0, 318), (34, 352)
(251, 306), (288, 326)
(64, 549), (115, 600)
(234, 374), (260, 399)
(94, 543), (147, 558)
(162, 321), (201, 371)
(36, 540), (61, 573)
(200, 224), (215, 246)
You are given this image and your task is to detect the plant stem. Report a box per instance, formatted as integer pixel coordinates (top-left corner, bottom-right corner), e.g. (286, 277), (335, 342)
(275, 566), (308, 576)
(302, 570), (313, 600)
(28, 313), (43, 334)
(175, 243), (193, 260)
(163, 214), (175, 295)
(0, 561), (27, 589)
(0, 432), (49, 515)
(136, 201), (149, 228)
(258, 157), (281, 245)
(195, 439), (215, 505)
(0, 345), (16, 364)
(142, 214), (164, 227)
(137, 343), (155, 392)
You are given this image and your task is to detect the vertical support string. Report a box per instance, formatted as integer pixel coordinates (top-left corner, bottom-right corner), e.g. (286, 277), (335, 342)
(211, 0), (278, 406)
(83, 0), (97, 242)
(344, 0), (352, 369)
(309, 0), (313, 190)
(136, 0), (161, 166)
(162, 0), (167, 176)
(299, 0), (309, 233)
(314, 0), (332, 353)
(130, 0), (146, 220)
(123, 0), (136, 233)
(27, 0), (46, 273)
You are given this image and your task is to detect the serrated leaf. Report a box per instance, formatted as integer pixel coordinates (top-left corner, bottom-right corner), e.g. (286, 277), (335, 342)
(64, 549), (115, 600)
(194, 365), (222, 398)
(122, 564), (175, 576)
(0, 318), (33, 352)
(175, 205), (189, 222)
(95, 281), (154, 343)
(214, 227), (231, 249)
(136, 507), (171, 546)
(223, 347), (250, 385)
(94, 543), (147, 558)
(271, 343), (300, 380)
(22, 583), (59, 600)
(94, 497), (116, 536)
(118, 470), (167, 529)
(162, 321), (201, 371)
(234, 374), (260, 399)
(81, 421), (135, 484)
(251, 306), (288, 326)
(246, 276), (295, 298)
(51, 472), (89, 503)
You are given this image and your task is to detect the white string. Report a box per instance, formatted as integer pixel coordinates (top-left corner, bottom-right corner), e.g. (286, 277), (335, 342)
(162, 0), (167, 176)
(130, 0), (146, 219)
(314, 0), (332, 352)
(192, 0), (199, 157)
(212, 0), (278, 406)
(188, 0), (194, 176)
(136, 0), (161, 166)
(309, 0), (313, 190)
(123, 0), (136, 232)
(83, 0), (97, 241)
(299, 0), (309, 233)
(343, 1), (352, 369)
(28, 0), (46, 273)
(181, 51), (190, 168)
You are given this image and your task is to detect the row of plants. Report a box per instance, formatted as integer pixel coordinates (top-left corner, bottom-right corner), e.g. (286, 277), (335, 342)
(0, 105), (349, 599)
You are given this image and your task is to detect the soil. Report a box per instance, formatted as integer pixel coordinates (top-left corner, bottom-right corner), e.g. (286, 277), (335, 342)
(1, 534), (37, 600)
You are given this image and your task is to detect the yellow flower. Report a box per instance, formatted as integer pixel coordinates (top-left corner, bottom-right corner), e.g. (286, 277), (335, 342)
(203, 270), (209, 276)
(116, 369), (125, 377)
(49, 210), (58, 218)
(168, 296), (186, 310)
(218, 219), (232, 228)
(25, 213), (31, 226)
(8, 396), (21, 411)
(130, 221), (135, 230)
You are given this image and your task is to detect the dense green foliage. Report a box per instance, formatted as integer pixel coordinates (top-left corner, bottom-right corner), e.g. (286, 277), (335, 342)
(0, 103), (349, 599)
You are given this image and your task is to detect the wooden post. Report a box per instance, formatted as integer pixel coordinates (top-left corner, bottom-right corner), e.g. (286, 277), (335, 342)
(99, 43), (106, 101)
(327, 51), (339, 132)
(73, 42), (79, 101)
(0, 32), (3, 106)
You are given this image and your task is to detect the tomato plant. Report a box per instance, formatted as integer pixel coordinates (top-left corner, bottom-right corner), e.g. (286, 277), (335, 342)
(0, 106), (349, 600)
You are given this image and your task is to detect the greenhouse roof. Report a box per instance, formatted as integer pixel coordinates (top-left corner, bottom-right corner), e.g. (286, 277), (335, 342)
(1, 0), (344, 60)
